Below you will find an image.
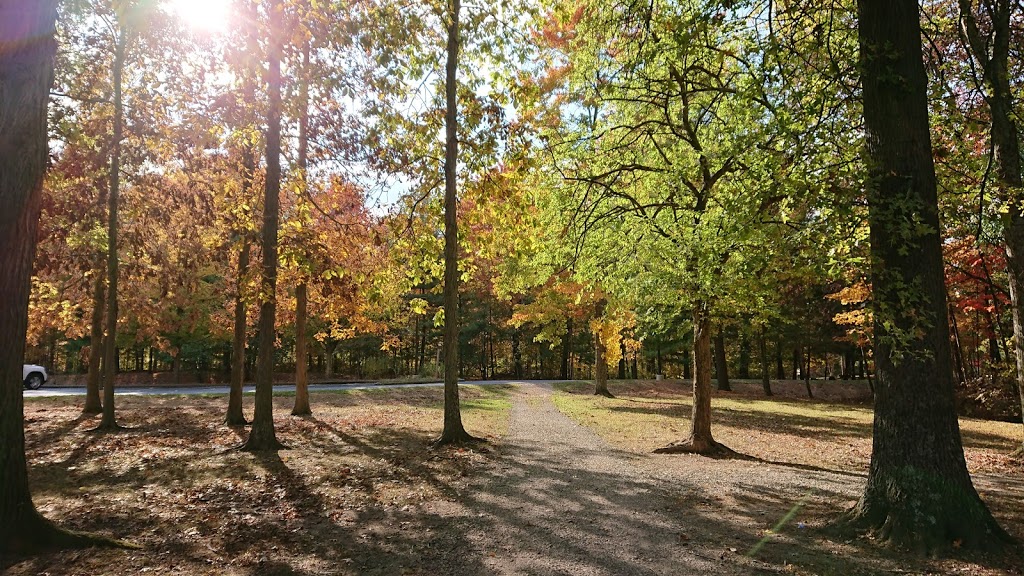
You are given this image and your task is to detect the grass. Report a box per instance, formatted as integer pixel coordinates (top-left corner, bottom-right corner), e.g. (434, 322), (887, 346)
(7, 385), (511, 575)
(551, 380), (1024, 475)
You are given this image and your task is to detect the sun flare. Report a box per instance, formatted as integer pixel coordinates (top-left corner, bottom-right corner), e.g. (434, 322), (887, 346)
(164, 0), (231, 35)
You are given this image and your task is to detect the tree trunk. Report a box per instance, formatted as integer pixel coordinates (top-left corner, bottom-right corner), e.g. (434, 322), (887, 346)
(98, 30), (128, 432)
(0, 0), (105, 552)
(593, 299), (612, 397)
(292, 282), (311, 416)
(560, 317), (572, 380)
(792, 346), (800, 380)
(512, 329), (522, 378)
(949, 303), (967, 386)
(738, 334), (750, 379)
(844, 0), (1008, 550)
(291, 41), (311, 418)
(860, 346), (874, 395)
(682, 344), (691, 380)
(434, 0), (475, 445)
(655, 302), (731, 456)
(759, 329), (772, 397)
(242, 0), (284, 451)
(775, 340), (785, 380)
(83, 270), (104, 415)
(959, 0), (1024, 453)
(226, 239), (250, 425)
(804, 349), (813, 398)
(713, 326), (730, 391)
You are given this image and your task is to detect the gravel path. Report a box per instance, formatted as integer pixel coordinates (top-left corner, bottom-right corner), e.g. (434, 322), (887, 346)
(431, 382), (869, 575)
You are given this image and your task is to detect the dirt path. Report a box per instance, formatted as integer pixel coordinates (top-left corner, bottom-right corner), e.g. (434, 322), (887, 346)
(413, 382), (869, 575)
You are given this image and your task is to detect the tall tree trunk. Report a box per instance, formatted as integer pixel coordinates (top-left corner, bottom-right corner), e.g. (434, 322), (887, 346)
(292, 41), (311, 418)
(593, 299), (612, 397)
(83, 270), (104, 414)
(435, 0), (475, 445)
(0, 0), (102, 552)
(242, 0), (284, 451)
(959, 0), (1024, 452)
(227, 240), (250, 425)
(759, 329), (772, 397)
(98, 30), (127, 432)
(845, 0), (1007, 550)
(713, 326), (730, 391)
(655, 302), (731, 455)
(292, 283), (311, 416)
(512, 329), (522, 378)
(227, 4), (259, 425)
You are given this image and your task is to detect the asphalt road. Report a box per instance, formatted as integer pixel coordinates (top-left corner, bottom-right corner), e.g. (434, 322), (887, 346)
(23, 379), (547, 398)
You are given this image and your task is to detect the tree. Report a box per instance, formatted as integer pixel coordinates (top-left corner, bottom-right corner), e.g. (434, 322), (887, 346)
(96, 21), (127, 431)
(242, 0), (284, 452)
(957, 0), (1024, 451)
(844, 0), (1008, 551)
(0, 0), (108, 553)
(292, 40), (312, 417)
(436, 0), (477, 445)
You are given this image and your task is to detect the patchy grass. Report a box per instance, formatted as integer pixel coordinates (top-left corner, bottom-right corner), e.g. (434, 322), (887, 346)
(552, 381), (1024, 574)
(552, 380), (1023, 475)
(5, 385), (511, 575)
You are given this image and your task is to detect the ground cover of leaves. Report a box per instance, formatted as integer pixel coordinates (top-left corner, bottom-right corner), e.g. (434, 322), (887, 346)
(3, 385), (511, 575)
(7, 380), (1024, 576)
(551, 379), (1024, 575)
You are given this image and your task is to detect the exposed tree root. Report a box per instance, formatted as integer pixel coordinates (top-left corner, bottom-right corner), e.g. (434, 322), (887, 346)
(837, 481), (1015, 555)
(239, 425), (285, 452)
(652, 435), (738, 458)
(87, 422), (127, 433)
(593, 389), (615, 398)
(80, 406), (102, 416)
(290, 408), (313, 417)
(2, 512), (133, 557)
(431, 429), (485, 448)
(224, 416), (249, 427)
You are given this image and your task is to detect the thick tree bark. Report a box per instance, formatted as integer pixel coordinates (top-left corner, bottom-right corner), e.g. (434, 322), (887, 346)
(655, 303), (732, 456)
(713, 326), (730, 391)
(959, 0), (1024, 452)
(242, 0), (284, 451)
(844, 0), (1008, 551)
(97, 30), (127, 432)
(0, 0), (111, 553)
(434, 0), (476, 446)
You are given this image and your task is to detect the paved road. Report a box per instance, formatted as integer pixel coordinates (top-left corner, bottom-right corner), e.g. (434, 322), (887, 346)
(23, 379), (545, 398)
